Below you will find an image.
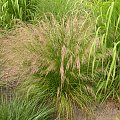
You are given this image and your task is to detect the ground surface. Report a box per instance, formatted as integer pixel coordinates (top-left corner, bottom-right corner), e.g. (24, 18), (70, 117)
(0, 25), (120, 120)
(0, 23), (41, 87)
(95, 101), (120, 120)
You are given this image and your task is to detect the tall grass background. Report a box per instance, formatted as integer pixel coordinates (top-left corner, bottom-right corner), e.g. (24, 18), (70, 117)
(93, 0), (120, 102)
(0, 0), (84, 29)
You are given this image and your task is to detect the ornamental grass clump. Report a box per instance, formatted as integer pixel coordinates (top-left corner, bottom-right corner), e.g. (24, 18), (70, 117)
(23, 13), (108, 119)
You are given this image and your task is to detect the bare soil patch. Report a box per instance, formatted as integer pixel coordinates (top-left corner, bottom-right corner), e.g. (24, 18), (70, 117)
(0, 23), (43, 88)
